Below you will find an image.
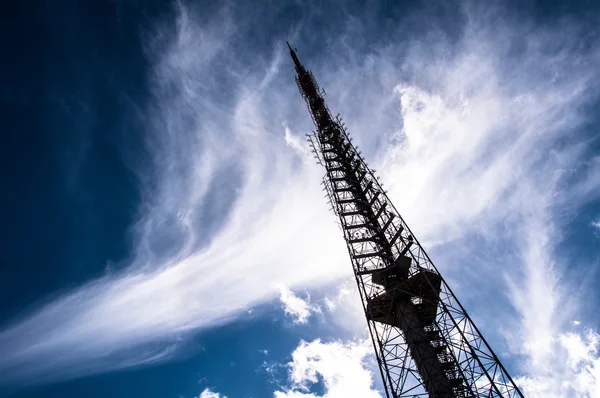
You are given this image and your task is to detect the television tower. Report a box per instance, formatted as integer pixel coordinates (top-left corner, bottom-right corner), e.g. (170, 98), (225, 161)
(287, 43), (524, 398)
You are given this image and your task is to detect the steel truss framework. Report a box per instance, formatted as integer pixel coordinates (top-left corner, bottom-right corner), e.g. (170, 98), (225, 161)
(288, 43), (524, 398)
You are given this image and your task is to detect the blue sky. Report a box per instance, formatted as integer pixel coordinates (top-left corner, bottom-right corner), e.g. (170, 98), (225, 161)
(1, 0), (600, 397)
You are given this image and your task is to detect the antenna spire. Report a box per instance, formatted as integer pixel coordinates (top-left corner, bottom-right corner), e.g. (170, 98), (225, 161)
(286, 41), (303, 71)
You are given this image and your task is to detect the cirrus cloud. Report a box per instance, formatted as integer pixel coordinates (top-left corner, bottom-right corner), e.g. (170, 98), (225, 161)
(0, 1), (599, 395)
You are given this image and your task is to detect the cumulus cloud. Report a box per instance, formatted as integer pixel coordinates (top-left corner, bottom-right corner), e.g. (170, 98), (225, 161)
(0, 0), (599, 394)
(274, 339), (381, 398)
(198, 388), (226, 398)
(279, 287), (317, 324)
(516, 329), (600, 397)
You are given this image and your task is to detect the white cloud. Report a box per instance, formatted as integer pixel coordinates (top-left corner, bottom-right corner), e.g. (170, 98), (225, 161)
(0, 1), (599, 394)
(516, 329), (600, 398)
(592, 218), (600, 231)
(279, 287), (317, 324)
(261, 359), (283, 384)
(198, 388), (226, 398)
(320, 281), (365, 338)
(274, 339), (381, 398)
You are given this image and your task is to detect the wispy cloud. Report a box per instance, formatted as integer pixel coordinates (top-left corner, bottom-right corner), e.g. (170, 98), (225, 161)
(279, 287), (317, 325)
(0, 1), (599, 394)
(0, 2), (348, 386)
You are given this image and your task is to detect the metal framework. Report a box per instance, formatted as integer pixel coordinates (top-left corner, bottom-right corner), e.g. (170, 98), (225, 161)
(287, 43), (524, 398)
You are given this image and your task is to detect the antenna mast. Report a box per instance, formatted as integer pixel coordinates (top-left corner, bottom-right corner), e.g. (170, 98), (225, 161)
(288, 44), (524, 398)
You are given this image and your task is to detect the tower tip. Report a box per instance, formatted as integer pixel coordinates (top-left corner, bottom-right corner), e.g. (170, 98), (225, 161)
(286, 41), (302, 70)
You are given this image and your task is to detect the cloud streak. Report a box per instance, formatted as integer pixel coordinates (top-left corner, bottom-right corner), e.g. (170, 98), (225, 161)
(1, 1), (599, 394)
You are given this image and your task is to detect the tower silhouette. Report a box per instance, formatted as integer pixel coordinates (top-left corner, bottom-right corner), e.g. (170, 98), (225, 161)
(288, 43), (524, 398)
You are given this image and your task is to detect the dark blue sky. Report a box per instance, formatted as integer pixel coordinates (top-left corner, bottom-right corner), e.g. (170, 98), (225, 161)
(0, 2), (372, 397)
(1, 1), (600, 397)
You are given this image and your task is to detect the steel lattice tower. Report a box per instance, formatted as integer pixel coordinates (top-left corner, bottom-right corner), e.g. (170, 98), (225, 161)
(287, 43), (524, 398)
